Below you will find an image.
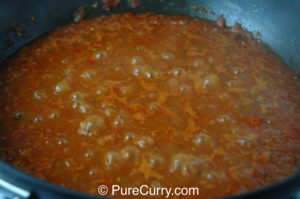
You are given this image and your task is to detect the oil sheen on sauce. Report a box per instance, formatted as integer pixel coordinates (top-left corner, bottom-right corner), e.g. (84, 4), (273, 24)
(0, 13), (300, 198)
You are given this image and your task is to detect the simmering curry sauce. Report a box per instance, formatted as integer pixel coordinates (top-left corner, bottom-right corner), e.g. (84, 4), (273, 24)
(1, 13), (300, 198)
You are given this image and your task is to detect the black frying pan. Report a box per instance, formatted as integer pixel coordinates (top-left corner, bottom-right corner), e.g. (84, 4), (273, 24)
(0, 0), (300, 199)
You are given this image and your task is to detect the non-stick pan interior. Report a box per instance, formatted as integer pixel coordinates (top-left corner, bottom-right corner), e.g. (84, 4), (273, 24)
(0, 1), (300, 199)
